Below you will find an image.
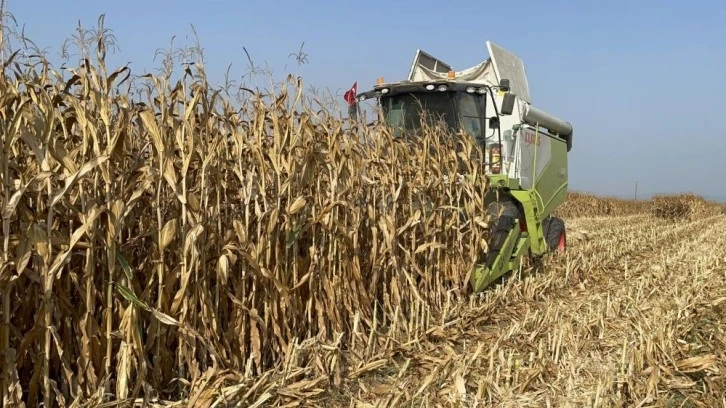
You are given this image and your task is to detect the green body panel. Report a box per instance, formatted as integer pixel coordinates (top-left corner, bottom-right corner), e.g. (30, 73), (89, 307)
(487, 174), (520, 190)
(527, 128), (569, 221)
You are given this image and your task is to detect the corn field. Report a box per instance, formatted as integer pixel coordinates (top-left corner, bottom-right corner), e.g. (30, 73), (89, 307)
(1, 25), (725, 408)
(649, 193), (722, 221)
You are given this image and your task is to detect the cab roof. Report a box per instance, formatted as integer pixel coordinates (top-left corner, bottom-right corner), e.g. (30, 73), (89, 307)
(355, 80), (492, 103)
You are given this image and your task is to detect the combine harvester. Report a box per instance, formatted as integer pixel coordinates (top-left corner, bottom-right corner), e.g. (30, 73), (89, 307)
(352, 41), (574, 292)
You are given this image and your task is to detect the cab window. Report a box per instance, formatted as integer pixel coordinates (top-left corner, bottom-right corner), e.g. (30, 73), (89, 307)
(457, 93), (483, 140)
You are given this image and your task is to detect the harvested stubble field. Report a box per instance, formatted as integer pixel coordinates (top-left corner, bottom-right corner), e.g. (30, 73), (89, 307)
(1, 34), (725, 408)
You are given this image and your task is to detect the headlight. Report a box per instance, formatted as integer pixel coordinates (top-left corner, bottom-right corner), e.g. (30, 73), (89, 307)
(437, 85), (448, 92)
(425, 84), (436, 91)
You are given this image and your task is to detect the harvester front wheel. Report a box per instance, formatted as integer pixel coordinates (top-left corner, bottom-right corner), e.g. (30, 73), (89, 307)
(483, 200), (523, 269)
(543, 216), (566, 253)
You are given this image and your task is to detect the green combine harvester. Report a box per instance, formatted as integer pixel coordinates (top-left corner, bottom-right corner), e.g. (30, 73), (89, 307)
(353, 41), (574, 292)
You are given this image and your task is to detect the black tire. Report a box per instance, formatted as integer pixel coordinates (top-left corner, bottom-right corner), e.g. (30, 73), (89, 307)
(483, 200), (522, 269)
(542, 216), (566, 253)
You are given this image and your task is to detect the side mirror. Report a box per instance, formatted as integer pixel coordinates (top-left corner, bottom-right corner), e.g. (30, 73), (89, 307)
(488, 117), (500, 129)
(500, 93), (516, 115)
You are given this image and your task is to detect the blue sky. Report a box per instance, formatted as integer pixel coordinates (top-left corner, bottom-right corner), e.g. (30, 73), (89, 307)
(5, 0), (726, 200)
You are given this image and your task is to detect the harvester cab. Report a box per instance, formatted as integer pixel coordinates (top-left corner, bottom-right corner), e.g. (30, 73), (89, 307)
(354, 41), (574, 293)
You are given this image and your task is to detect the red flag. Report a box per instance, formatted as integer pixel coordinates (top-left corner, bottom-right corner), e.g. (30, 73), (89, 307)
(343, 82), (357, 106)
